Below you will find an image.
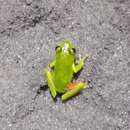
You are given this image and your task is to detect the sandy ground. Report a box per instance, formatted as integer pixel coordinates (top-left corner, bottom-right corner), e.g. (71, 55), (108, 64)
(0, 0), (130, 130)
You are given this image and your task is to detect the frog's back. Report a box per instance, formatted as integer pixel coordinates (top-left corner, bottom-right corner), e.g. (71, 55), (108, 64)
(54, 53), (74, 93)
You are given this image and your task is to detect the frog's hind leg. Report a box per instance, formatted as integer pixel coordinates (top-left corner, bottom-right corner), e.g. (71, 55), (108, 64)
(44, 69), (57, 98)
(61, 82), (88, 101)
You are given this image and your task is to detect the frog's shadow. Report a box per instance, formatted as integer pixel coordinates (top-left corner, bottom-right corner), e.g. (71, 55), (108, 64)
(73, 69), (82, 80)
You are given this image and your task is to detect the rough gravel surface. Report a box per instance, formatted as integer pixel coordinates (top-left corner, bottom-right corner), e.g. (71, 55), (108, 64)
(0, 0), (130, 130)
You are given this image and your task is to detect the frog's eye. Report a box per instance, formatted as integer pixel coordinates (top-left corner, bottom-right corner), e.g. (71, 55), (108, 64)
(55, 46), (59, 50)
(69, 48), (76, 54)
(55, 46), (61, 52)
(72, 48), (76, 53)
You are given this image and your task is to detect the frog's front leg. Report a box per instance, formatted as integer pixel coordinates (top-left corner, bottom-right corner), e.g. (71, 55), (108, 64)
(44, 67), (57, 98)
(61, 82), (88, 101)
(72, 55), (88, 73)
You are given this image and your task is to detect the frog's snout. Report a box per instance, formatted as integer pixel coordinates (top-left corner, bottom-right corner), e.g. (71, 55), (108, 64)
(62, 43), (69, 53)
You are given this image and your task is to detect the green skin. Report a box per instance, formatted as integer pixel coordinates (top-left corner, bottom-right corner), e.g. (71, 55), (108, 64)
(44, 40), (88, 101)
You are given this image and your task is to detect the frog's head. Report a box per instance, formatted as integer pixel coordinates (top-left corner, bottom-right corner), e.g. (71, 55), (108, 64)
(55, 40), (76, 55)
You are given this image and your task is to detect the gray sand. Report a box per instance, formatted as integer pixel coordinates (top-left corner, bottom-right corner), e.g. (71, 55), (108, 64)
(0, 0), (129, 130)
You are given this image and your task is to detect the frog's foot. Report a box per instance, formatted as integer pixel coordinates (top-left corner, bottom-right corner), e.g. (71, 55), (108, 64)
(44, 69), (57, 98)
(73, 54), (89, 73)
(61, 82), (88, 101)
